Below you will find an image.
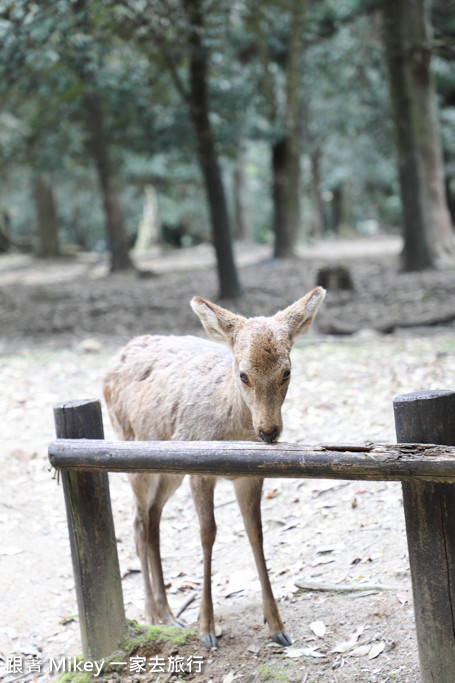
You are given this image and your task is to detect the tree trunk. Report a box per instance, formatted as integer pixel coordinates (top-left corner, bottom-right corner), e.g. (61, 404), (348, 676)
(32, 174), (60, 257)
(134, 185), (161, 252)
(183, 0), (242, 299)
(0, 209), (11, 253)
(332, 183), (353, 234)
(233, 152), (250, 242)
(272, 0), (305, 259)
(273, 136), (301, 259)
(83, 91), (134, 272)
(310, 148), (326, 237)
(246, 0), (305, 259)
(272, 138), (295, 258)
(382, 0), (454, 271)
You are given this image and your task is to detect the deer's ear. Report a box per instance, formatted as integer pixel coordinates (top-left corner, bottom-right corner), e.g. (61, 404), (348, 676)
(274, 286), (326, 341)
(190, 297), (245, 345)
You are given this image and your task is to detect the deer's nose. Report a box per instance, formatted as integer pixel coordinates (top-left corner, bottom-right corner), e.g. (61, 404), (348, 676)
(259, 427), (279, 444)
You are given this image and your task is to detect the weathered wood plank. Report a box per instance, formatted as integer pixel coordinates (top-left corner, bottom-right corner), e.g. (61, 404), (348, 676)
(394, 389), (455, 683)
(54, 400), (126, 660)
(48, 438), (455, 482)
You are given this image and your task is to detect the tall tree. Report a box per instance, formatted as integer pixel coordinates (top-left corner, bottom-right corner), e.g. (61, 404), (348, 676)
(382, 0), (454, 270)
(32, 174), (60, 257)
(0, 0), (135, 272)
(83, 88), (134, 271)
(117, 0), (242, 298)
(70, 0), (135, 272)
(244, 0), (306, 258)
(182, 0), (242, 297)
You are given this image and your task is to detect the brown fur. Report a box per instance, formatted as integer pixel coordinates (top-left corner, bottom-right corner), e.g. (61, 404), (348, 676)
(103, 287), (325, 648)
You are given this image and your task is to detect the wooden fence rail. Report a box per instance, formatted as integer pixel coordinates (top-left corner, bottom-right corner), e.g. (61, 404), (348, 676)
(49, 439), (455, 481)
(49, 389), (455, 683)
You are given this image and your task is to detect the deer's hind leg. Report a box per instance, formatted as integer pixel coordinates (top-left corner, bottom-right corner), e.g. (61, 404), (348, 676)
(131, 472), (185, 626)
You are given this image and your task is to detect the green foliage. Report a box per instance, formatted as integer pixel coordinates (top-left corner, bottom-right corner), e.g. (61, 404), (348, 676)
(302, 1), (398, 226)
(0, 0), (452, 252)
(54, 622), (195, 683)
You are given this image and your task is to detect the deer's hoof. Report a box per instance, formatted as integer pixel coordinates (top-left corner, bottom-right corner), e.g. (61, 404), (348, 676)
(201, 632), (218, 649)
(272, 630), (292, 647)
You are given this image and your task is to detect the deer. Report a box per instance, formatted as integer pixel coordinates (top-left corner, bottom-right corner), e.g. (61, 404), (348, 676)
(103, 286), (326, 649)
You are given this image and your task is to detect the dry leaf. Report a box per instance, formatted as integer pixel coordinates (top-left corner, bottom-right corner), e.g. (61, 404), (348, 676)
(79, 338), (103, 353)
(368, 642), (385, 660)
(286, 648), (306, 658)
(224, 570), (250, 597)
(310, 620), (326, 638)
(301, 647), (325, 658)
(396, 591), (408, 605)
(12, 449), (36, 462)
(0, 546), (23, 556)
(349, 645), (371, 657)
(265, 489), (279, 499)
(315, 545), (342, 555)
(222, 672), (235, 683)
(311, 557), (335, 567)
(331, 626), (364, 653)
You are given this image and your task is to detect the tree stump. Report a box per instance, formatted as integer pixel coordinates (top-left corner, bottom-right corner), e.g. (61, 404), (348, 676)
(316, 265), (354, 291)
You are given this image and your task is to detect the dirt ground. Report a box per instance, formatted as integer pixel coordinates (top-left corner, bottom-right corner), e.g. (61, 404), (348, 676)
(1, 235), (455, 683)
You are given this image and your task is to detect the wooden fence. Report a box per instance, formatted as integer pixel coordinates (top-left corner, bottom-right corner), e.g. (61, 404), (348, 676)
(48, 389), (455, 683)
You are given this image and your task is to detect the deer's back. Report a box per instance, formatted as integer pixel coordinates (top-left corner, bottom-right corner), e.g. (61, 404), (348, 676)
(103, 335), (251, 442)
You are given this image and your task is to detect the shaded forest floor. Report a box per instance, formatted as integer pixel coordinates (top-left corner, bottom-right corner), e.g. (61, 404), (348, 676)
(1, 235), (455, 683)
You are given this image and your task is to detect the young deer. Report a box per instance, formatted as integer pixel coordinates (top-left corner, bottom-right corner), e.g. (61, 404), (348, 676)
(103, 286), (325, 648)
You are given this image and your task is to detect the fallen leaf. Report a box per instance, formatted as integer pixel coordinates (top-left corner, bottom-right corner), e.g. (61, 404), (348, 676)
(331, 626), (364, 653)
(348, 645), (371, 657)
(286, 648), (306, 658)
(315, 545), (342, 555)
(178, 580), (200, 590)
(396, 591), (408, 605)
(0, 546), (23, 556)
(368, 642), (385, 660)
(223, 673), (234, 683)
(310, 620), (326, 638)
(265, 489), (279, 499)
(301, 647), (325, 658)
(78, 338), (103, 353)
(224, 570), (250, 597)
(59, 615), (76, 626)
(12, 449), (36, 462)
(311, 557), (335, 567)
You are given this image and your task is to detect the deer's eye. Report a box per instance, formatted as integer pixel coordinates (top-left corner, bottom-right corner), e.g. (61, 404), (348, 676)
(282, 369), (291, 383)
(240, 371), (249, 384)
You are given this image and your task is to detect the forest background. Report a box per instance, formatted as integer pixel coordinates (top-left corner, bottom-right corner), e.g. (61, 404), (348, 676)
(0, 0), (454, 295)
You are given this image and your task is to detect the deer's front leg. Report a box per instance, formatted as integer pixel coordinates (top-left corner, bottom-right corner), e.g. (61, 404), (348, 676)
(190, 475), (218, 648)
(233, 476), (291, 646)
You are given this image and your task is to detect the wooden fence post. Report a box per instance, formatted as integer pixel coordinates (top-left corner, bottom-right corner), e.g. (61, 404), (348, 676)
(54, 399), (126, 660)
(394, 389), (455, 683)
